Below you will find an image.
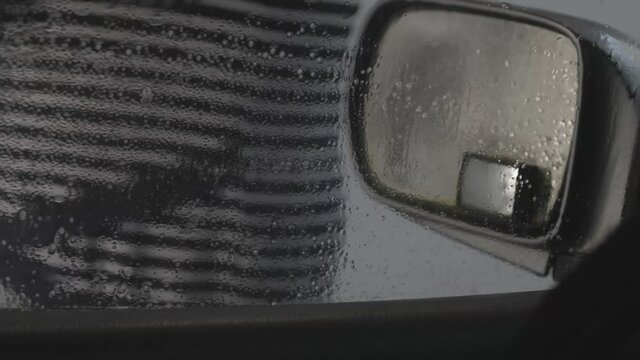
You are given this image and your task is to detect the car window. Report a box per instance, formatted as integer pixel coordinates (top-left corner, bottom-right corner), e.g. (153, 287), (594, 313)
(0, 0), (637, 309)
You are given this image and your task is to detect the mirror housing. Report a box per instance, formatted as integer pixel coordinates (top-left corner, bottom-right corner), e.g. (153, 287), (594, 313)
(349, 0), (640, 276)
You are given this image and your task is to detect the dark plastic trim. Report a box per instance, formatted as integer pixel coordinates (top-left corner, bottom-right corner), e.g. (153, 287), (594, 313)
(0, 291), (545, 359)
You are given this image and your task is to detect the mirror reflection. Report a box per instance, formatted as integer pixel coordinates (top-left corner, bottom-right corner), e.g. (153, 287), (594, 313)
(361, 10), (580, 234)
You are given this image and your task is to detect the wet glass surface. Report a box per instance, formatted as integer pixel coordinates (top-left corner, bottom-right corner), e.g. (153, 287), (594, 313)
(2, 0), (613, 309)
(361, 10), (579, 234)
(0, 0), (355, 308)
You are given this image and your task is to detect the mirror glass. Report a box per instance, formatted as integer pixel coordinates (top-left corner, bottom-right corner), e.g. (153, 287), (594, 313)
(361, 10), (580, 235)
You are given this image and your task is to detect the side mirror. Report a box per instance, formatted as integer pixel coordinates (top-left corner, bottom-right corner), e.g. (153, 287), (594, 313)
(349, 0), (640, 276)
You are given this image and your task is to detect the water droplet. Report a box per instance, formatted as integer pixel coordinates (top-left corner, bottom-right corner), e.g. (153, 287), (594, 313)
(140, 87), (153, 104)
